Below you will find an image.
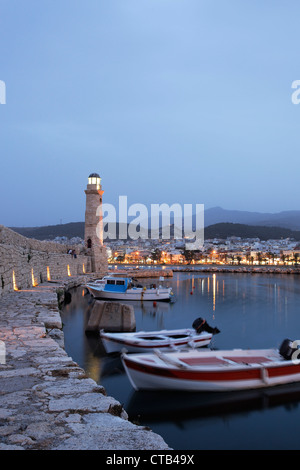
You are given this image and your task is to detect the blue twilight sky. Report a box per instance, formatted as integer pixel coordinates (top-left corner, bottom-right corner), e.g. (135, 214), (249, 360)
(0, 0), (300, 227)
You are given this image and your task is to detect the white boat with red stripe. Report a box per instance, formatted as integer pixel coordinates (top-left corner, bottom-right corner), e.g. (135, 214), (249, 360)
(122, 338), (300, 392)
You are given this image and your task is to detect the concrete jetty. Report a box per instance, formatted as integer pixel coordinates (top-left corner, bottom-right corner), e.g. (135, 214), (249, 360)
(0, 276), (170, 450)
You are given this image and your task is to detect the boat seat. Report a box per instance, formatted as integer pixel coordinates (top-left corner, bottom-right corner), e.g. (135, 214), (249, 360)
(223, 356), (273, 365)
(154, 350), (192, 369)
(180, 356), (229, 366)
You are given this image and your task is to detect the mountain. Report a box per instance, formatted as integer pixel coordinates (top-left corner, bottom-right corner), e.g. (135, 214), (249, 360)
(204, 223), (300, 241)
(10, 222), (85, 240)
(147, 206), (300, 231)
(9, 220), (300, 242)
(9, 207), (300, 241)
(9, 222), (142, 241)
(205, 207), (300, 231)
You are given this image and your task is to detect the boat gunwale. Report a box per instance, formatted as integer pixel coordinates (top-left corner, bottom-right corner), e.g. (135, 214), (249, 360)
(122, 349), (292, 374)
(122, 354), (300, 388)
(100, 329), (212, 349)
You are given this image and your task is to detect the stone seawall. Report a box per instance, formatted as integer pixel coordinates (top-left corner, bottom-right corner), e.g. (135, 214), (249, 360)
(0, 276), (170, 450)
(0, 226), (94, 297)
(173, 265), (300, 274)
(109, 268), (173, 278)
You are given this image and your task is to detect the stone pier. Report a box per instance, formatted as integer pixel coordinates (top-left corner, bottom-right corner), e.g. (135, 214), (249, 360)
(0, 276), (170, 450)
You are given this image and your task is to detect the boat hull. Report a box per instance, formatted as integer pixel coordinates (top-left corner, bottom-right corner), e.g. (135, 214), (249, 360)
(122, 349), (300, 392)
(100, 329), (212, 354)
(87, 286), (172, 301)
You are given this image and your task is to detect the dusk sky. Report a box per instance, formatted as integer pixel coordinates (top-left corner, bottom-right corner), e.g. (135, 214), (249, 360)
(1, 0), (300, 227)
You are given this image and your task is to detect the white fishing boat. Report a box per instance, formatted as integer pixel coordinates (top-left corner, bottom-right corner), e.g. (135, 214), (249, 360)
(122, 338), (300, 392)
(101, 329), (212, 354)
(101, 318), (220, 354)
(86, 275), (173, 301)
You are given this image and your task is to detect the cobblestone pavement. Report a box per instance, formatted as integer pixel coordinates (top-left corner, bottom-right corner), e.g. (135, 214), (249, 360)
(0, 279), (170, 450)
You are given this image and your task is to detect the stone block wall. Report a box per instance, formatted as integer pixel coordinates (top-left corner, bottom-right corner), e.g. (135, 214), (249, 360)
(0, 225), (108, 297)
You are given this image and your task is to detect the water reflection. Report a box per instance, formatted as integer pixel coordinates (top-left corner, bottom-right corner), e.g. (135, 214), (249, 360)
(61, 272), (300, 449)
(125, 383), (300, 450)
(127, 383), (300, 424)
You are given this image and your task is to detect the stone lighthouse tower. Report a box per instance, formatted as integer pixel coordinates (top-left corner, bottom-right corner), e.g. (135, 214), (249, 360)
(84, 173), (107, 273)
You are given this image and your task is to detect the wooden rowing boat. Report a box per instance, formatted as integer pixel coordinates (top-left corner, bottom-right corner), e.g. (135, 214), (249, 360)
(100, 328), (213, 354)
(122, 339), (300, 392)
(101, 317), (220, 354)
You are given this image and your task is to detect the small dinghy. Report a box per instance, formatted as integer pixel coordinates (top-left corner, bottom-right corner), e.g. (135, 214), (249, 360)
(100, 318), (220, 354)
(122, 338), (300, 392)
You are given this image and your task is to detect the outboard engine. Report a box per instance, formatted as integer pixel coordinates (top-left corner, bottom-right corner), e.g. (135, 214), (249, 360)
(279, 338), (298, 360)
(192, 317), (220, 335)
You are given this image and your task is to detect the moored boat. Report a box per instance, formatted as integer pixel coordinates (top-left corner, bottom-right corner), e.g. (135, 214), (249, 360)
(86, 275), (173, 301)
(100, 318), (220, 354)
(122, 338), (300, 392)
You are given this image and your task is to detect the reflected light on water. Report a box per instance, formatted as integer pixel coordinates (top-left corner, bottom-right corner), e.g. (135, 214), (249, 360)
(213, 274), (216, 312)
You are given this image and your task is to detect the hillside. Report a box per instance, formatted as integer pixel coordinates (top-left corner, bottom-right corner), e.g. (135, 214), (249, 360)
(204, 223), (300, 241)
(205, 207), (300, 231)
(10, 222), (85, 240)
(10, 206), (300, 241)
(9, 221), (300, 241)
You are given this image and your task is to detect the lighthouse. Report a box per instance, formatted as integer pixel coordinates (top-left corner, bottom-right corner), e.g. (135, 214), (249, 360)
(84, 173), (107, 273)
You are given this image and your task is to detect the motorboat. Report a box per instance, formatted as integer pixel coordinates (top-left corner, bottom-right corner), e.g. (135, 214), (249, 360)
(100, 318), (219, 354)
(86, 275), (173, 301)
(121, 338), (300, 392)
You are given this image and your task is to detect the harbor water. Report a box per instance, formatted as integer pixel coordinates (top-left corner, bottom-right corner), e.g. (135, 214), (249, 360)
(61, 270), (300, 450)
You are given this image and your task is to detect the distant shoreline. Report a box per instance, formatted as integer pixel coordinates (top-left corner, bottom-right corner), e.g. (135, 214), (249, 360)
(172, 265), (300, 274)
(109, 263), (300, 275)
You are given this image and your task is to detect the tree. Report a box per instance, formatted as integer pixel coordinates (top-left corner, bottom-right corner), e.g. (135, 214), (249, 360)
(220, 253), (228, 264)
(181, 248), (196, 264)
(266, 251), (275, 265)
(150, 248), (162, 263)
(229, 254), (235, 265)
(256, 252), (262, 265)
(281, 253), (287, 265)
